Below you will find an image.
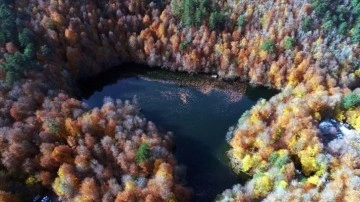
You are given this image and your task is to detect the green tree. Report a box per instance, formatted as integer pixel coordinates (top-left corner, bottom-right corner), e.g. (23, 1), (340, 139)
(351, 23), (360, 43)
(338, 22), (348, 34)
(0, 2), (16, 43)
(2, 52), (26, 85)
(342, 92), (360, 109)
(237, 14), (247, 27)
(23, 43), (35, 59)
(195, 0), (207, 27)
(45, 119), (59, 134)
(312, 0), (328, 16)
(18, 28), (34, 47)
(181, 0), (195, 27)
(260, 39), (276, 53)
(283, 36), (295, 50)
(5, 52), (26, 72)
(5, 70), (15, 85)
(179, 39), (191, 52)
(310, 0), (360, 44)
(322, 20), (334, 31)
(351, 0), (360, 14)
(0, 0), (43, 85)
(136, 142), (150, 164)
(171, 0), (182, 17)
(269, 151), (290, 168)
(40, 45), (52, 57)
(173, 0), (227, 29)
(302, 17), (313, 32)
(209, 11), (226, 30)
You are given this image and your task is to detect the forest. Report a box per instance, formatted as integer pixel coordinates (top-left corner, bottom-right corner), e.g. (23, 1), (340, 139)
(0, 0), (359, 201)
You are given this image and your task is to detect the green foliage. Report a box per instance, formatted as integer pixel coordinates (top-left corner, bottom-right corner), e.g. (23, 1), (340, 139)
(273, 154), (290, 168)
(40, 45), (52, 57)
(179, 39), (191, 52)
(194, 0), (207, 27)
(237, 14), (247, 27)
(351, 23), (360, 43)
(136, 142), (150, 164)
(5, 52), (26, 69)
(260, 39), (276, 53)
(311, 0), (360, 43)
(209, 11), (226, 30)
(283, 36), (295, 50)
(269, 151), (290, 168)
(174, 0), (207, 27)
(353, 0), (360, 14)
(1, 49), (40, 85)
(274, 127), (284, 140)
(171, 0), (182, 17)
(237, 110), (250, 126)
(0, 31), (5, 44)
(172, 0), (226, 30)
(312, 0), (328, 14)
(181, 0), (194, 27)
(214, 194), (224, 201)
(322, 19), (334, 31)
(301, 17), (313, 32)
(5, 70), (15, 85)
(269, 153), (279, 165)
(342, 92), (360, 109)
(0, 2), (16, 44)
(0, 1), (46, 85)
(1, 47), (42, 85)
(23, 43), (35, 59)
(338, 22), (348, 34)
(300, 176), (307, 183)
(18, 28), (34, 47)
(45, 119), (59, 134)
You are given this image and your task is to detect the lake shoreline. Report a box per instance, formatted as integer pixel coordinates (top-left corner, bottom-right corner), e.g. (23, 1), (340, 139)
(81, 65), (278, 201)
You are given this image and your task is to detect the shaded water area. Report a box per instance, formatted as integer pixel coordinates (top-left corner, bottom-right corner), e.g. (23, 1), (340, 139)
(79, 64), (277, 201)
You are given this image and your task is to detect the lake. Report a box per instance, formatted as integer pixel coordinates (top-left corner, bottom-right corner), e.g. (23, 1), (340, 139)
(79, 65), (276, 201)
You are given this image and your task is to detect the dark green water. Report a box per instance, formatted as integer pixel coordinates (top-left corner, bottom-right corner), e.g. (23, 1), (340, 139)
(80, 66), (276, 202)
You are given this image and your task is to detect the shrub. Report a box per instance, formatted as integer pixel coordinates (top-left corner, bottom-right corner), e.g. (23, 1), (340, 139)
(342, 92), (360, 109)
(136, 142), (150, 164)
